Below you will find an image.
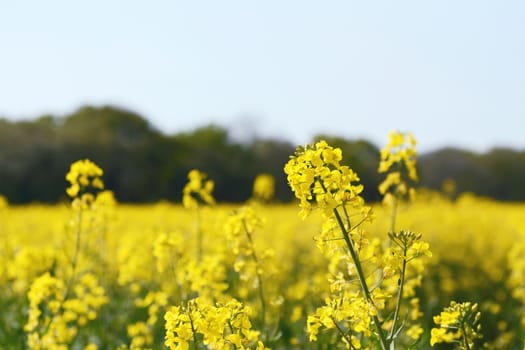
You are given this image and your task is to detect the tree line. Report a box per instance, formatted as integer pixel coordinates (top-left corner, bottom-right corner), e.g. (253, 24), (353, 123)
(1, 105), (524, 203)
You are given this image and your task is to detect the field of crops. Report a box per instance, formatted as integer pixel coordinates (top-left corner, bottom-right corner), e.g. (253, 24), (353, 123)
(1, 134), (525, 349)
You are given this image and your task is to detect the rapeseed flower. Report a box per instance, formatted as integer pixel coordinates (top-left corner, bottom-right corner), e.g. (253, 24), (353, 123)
(182, 169), (215, 209)
(378, 131), (418, 210)
(284, 140), (365, 219)
(431, 301), (481, 348)
(252, 173), (275, 202)
(65, 159), (104, 199)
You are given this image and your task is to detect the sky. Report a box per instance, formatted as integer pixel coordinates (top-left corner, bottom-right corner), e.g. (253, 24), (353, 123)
(1, 1), (524, 153)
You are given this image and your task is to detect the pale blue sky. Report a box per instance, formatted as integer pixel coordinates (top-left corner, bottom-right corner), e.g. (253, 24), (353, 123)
(1, 1), (524, 153)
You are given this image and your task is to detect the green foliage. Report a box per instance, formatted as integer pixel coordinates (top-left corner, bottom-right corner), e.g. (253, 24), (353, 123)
(0, 106), (296, 203)
(1, 106), (524, 203)
(419, 147), (525, 201)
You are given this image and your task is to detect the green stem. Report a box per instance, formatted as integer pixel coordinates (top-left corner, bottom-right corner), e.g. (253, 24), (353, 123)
(461, 322), (471, 350)
(242, 219), (266, 334)
(388, 244), (407, 348)
(342, 205), (352, 228)
(64, 207), (82, 300)
(330, 316), (355, 349)
(332, 207), (389, 350)
(169, 254), (184, 302)
(317, 179), (388, 349)
(188, 304), (200, 350)
(227, 321), (239, 350)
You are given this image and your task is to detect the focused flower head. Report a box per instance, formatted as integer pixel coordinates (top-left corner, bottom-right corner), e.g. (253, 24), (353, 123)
(284, 140), (365, 218)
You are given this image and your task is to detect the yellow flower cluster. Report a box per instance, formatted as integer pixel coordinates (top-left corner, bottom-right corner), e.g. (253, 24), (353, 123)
(128, 291), (169, 348)
(378, 130), (418, 179)
(284, 140), (365, 219)
(24, 272), (67, 348)
(307, 291), (375, 348)
(287, 138), (433, 350)
(164, 297), (268, 350)
(153, 232), (184, 274)
(20, 159), (113, 349)
(431, 301), (482, 348)
(63, 273), (108, 326)
(224, 204), (282, 333)
(182, 169), (215, 209)
(65, 159), (104, 203)
(225, 205), (268, 284)
(252, 173), (275, 202)
(226, 205), (265, 241)
(24, 271), (107, 349)
(388, 230), (432, 261)
(7, 246), (58, 294)
(383, 231), (431, 290)
(378, 131), (418, 206)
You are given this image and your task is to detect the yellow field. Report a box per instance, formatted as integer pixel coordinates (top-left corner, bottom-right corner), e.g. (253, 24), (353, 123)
(2, 136), (525, 349)
(1, 193), (524, 349)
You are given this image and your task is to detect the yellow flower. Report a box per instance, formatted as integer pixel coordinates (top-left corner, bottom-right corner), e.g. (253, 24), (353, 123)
(430, 301), (481, 347)
(256, 341), (270, 350)
(284, 141), (367, 219)
(182, 169), (215, 209)
(307, 315), (322, 341)
(406, 325), (423, 340)
(434, 310), (460, 326)
(227, 332), (243, 348)
(430, 327), (459, 346)
(378, 131), (418, 205)
(164, 297), (264, 350)
(24, 272), (65, 333)
(65, 159), (104, 199)
(252, 173), (275, 202)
